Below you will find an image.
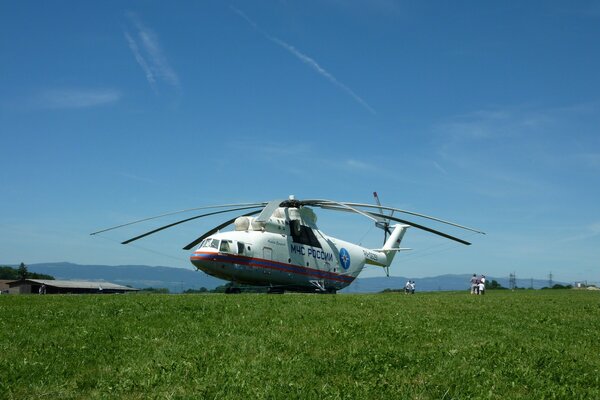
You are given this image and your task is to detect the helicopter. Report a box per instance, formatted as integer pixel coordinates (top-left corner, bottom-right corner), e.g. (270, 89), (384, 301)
(91, 193), (484, 294)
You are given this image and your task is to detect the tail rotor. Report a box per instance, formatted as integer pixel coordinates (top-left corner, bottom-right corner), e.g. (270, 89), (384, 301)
(373, 191), (393, 276)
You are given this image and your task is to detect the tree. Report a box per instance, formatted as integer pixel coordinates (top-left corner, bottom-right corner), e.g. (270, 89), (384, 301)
(29, 272), (54, 280)
(488, 280), (506, 290)
(183, 287), (209, 294)
(0, 266), (53, 280)
(17, 262), (28, 280)
(0, 266), (18, 279)
(140, 287), (170, 294)
(552, 284), (572, 289)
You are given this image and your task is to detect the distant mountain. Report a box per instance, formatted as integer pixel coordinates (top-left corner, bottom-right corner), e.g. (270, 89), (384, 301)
(26, 262), (223, 293)
(22, 262), (563, 294)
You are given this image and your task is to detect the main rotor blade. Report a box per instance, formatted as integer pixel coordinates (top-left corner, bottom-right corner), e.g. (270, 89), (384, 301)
(300, 199), (379, 222)
(373, 192), (387, 217)
(311, 200), (485, 235)
(255, 199), (285, 222)
(373, 192), (391, 245)
(91, 202), (267, 236)
(365, 211), (473, 245)
(121, 206), (262, 245)
(312, 203), (473, 245)
(182, 210), (261, 250)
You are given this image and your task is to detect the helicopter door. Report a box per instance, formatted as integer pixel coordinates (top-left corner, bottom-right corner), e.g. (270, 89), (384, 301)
(237, 242), (245, 255)
(263, 247), (272, 260)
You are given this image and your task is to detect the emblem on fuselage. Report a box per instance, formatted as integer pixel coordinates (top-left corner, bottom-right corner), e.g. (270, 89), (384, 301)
(339, 248), (351, 270)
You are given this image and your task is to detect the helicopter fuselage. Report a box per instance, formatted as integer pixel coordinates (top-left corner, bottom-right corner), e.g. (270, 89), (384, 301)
(191, 230), (376, 292)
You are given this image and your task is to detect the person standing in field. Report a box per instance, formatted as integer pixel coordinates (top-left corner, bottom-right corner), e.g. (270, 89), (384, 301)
(479, 275), (486, 295)
(405, 280), (411, 294)
(410, 281), (416, 294)
(470, 274), (478, 294)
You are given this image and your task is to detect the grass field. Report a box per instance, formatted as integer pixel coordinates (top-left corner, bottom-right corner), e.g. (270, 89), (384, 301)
(1, 290), (599, 399)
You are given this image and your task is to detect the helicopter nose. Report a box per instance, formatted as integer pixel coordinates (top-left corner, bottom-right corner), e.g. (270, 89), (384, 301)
(190, 251), (211, 267)
(190, 250), (222, 273)
(190, 253), (212, 275)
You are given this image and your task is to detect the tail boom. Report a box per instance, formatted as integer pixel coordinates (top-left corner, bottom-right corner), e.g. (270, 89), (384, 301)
(368, 224), (410, 269)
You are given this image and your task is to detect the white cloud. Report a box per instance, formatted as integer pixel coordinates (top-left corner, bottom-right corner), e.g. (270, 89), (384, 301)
(435, 107), (550, 141)
(324, 0), (403, 17)
(437, 103), (599, 143)
(431, 102), (600, 199)
(341, 159), (378, 171)
(573, 153), (600, 169)
(227, 140), (380, 175)
(124, 13), (180, 91)
(230, 6), (375, 114)
(36, 88), (121, 109)
(557, 221), (600, 243)
(228, 141), (312, 157)
(119, 173), (156, 184)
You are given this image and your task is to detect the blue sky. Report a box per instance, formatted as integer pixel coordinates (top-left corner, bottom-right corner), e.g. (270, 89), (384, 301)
(1, 1), (599, 284)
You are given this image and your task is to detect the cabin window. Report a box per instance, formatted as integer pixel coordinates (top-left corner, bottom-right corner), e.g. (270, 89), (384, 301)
(237, 242), (245, 254)
(220, 240), (232, 252)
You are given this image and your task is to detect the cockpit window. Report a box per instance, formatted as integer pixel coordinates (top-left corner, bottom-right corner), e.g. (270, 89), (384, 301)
(237, 242), (245, 254)
(207, 239), (219, 249)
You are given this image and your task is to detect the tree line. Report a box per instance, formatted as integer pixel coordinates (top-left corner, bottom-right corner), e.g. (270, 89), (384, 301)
(0, 263), (55, 280)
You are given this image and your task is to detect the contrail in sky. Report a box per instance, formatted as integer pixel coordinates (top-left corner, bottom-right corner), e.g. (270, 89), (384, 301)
(230, 6), (376, 114)
(124, 12), (180, 91)
(124, 31), (155, 85)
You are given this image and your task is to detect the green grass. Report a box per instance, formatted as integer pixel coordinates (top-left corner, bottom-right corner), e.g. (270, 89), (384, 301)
(1, 290), (599, 399)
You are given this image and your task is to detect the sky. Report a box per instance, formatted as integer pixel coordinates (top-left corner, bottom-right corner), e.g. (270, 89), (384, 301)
(1, 1), (599, 285)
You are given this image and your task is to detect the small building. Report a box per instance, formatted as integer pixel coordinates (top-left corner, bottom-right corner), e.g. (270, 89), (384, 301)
(7, 279), (138, 294)
(0, 280), (13, 294)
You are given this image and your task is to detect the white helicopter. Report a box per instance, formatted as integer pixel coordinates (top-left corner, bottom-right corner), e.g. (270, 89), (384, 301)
(92, 193), (484, 294)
